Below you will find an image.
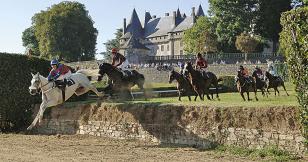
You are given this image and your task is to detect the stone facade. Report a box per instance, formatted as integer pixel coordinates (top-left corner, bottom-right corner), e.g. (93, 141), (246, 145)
(34, 103), (306, 154)
(119, 5), (205, 63)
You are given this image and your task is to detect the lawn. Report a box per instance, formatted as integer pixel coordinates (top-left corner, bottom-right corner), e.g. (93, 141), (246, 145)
(127, 82), (299, 107)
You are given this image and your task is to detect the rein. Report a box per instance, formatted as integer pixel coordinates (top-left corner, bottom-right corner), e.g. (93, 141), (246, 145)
(37, 76), (55, 94)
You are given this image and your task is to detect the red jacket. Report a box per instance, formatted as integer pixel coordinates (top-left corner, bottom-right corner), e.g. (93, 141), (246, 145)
(195, 57), (208, 69)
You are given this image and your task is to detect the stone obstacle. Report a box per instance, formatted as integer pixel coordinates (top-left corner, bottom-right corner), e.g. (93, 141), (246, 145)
(33, 102), (306, 154)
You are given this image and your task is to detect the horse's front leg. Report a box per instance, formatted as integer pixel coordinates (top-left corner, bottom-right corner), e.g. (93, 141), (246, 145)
(178, 91), (182, 101)
(240, 91), (246, 101)
(27, 101), (47, 130)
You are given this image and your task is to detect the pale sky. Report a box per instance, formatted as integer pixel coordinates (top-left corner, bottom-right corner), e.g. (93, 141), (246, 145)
(0, 0), (209, 58)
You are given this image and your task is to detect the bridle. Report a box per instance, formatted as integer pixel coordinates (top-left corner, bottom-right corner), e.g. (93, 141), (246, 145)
(30, 75), (54, 94)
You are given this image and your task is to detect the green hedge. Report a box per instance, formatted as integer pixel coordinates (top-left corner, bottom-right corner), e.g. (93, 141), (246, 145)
(280, 7), (308, 143)
(0, 53), (50, 131)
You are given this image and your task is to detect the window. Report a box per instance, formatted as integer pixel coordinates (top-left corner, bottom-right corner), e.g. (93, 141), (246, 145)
(180, 41), (183, 47)
(180, 50), (183, 55)
(167, 45), (169, 51)
(161, 45), (164, 51)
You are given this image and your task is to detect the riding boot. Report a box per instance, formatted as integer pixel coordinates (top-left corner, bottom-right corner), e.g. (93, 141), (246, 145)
(55, 80), (66, 102)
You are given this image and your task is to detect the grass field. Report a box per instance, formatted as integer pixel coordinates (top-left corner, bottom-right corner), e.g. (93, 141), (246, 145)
(125, 82), (299, 107)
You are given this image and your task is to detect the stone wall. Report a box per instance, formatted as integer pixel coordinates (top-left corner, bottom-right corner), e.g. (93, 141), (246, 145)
(34, 103), (306, 154)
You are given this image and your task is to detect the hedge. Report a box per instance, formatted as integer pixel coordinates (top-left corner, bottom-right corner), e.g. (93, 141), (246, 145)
(280, 7), (308, 143)
(0, 53), (50, 131)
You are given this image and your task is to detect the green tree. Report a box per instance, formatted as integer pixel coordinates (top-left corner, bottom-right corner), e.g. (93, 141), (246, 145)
(31, 1), (97, 61)
(235, 33), (260, 60)
(254, 0), (291, 52)
(21, 26), (40, 56)
(102, 28), (123, 62)
(209, 0), (258, 52)
(183, 16), (217, 54)
(280, 7), (308, 141)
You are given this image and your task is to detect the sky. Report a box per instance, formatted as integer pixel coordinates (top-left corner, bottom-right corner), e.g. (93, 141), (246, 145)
(0, 0), (209, 59)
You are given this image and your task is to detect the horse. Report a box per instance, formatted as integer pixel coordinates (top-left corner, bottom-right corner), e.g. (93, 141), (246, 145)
(265, 71), (289, 96)
(27, 70), (102, 130)
(252, 71), (268, 97)
(97, 63), (145, 100)
(236, 71), (258, 101)
(168, 70), (197, 101)
(184, 62), (221, 101)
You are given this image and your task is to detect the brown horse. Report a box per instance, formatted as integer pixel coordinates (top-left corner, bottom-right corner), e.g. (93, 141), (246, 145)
(252, 71), (268, 97)
(184, 62), (221, 101)
(97, 63), (145, 100)
(236, 71), (258, 101)
(265, 71), (289, 96)
(169, 70), (197, 101)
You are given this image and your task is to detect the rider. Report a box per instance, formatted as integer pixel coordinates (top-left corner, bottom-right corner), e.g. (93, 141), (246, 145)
(195, 53), (208, 78)
(111, 48), (129, 70)
(268, 64), (278, 77)
(253, 66), (264, 80)
(47, 59), (72, 87)
(239, 65), (252, 83)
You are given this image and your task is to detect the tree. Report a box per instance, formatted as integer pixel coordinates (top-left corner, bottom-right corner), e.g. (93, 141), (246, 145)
(102, 28), (123, 62)
(280, 6), (308, 144)
(183, 16), (218, 54)
(30, 1), (98, 61)
(21, 26), (40, 56)
(208, 0), (258, 52)
(235, 33), (260, 60)
(254, 0), (292, 52)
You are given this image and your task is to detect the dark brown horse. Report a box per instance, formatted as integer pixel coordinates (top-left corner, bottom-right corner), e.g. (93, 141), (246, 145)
(169, 70), (197, 101)
(97, 63), (145, 100)
(184, 62), (221, 101)
(265, 71), (289, 96)
(236, 71), (258, 101)
(252, 71), (268, 97)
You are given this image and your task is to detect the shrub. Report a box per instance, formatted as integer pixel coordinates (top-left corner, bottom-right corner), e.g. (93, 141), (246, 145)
(0, 53), (50, 131)
(280, 7), (308, 143)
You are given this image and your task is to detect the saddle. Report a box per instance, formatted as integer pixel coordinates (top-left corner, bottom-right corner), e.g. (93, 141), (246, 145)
(121, 70), (134, 78)
(54, 79), (75, 102)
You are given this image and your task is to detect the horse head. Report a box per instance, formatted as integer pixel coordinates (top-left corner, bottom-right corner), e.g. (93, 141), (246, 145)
(29, 72), (41, 95)
(184, 62), (193, 75)
(168, 70), (176, 84)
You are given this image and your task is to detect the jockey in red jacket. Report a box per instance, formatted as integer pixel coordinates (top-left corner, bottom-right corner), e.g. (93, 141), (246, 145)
(195, 53), (208, 78)
(47, 59), (71, 82)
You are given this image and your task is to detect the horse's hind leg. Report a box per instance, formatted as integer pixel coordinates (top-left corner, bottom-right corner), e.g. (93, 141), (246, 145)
(246, 91), (252, 101)
(89, 85), (103, 97)
(281, 83), (289, 96)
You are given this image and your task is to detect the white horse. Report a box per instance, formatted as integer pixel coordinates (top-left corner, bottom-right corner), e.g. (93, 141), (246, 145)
(27, 70), (102, 130)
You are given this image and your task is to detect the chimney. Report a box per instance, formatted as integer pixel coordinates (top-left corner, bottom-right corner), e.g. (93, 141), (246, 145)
(191, 7), (196, 23)
(165, 13), (169, 16)
(173, 11), (176, 27)
(123, 18), (126, 34)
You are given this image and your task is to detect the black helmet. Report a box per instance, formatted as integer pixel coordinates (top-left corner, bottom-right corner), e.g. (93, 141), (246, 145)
(239, 65), (244, 70)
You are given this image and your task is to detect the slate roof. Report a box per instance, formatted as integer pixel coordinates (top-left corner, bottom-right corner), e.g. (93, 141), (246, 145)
(196, 5), (205, 17)
(122, 36), (150, 50)
(121, 5), (205, 47)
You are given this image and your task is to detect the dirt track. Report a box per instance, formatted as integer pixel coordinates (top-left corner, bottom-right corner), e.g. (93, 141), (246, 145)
(0, 134), (254, 162)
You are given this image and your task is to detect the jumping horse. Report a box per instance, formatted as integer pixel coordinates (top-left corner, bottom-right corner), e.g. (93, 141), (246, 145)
(28, 70), (102, 130)
(97, 63), (145, 100)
